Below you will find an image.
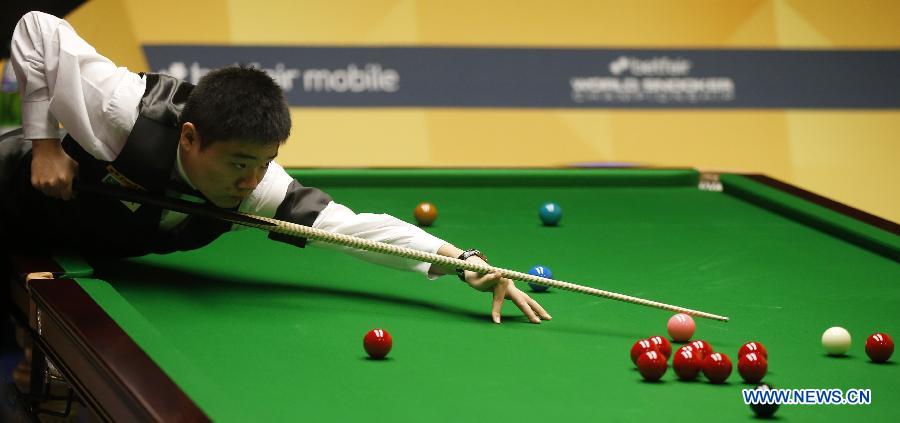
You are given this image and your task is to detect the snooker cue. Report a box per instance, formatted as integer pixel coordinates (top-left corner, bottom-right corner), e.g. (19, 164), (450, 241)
(77, 182), (730, 322)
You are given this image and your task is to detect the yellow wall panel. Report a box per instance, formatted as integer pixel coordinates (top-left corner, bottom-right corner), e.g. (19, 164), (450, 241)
(121, 0), (231, 43)
(786, 112), (900, 221)
(283, 109), (430, 167)
(228, 0), (416, 44)
(727, 0), (778, 46)
(774, 1), (833, 47)
(607, 112), (793, 177)
(425, 110), (606, 166)
(418, 0), (771, 47)
(67, 0), (147, 71)
(784, 0), (900, 47)
(556, 112), (617, 161)
(366, 0), (420, 42)
(74, 0), (900, 49)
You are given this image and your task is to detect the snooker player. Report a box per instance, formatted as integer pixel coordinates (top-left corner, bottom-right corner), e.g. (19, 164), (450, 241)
(1, 11), (551, 325)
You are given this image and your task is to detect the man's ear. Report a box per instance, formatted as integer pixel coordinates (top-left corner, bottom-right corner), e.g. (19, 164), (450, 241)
(179, 122), (201, 151)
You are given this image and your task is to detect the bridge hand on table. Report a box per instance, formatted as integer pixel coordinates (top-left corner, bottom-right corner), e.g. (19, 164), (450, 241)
(462, 258), (552, 324)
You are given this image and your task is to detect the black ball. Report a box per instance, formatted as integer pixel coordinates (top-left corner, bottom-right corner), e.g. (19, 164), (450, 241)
(749, 383), (780, 418)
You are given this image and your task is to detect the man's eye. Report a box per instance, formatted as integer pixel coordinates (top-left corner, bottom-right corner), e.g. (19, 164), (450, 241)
(233, 163), (247, 170)
(260, 161), (271, 170)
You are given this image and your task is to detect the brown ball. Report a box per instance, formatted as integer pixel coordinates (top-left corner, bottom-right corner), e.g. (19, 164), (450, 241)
(414, 202), (437, 226)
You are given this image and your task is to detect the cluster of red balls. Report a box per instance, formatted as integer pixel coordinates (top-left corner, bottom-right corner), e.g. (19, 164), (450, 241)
(630, 336), (770, 384)
(630, 313), (772, 384)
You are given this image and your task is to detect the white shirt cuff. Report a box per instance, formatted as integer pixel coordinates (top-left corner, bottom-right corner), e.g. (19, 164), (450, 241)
(22, 100), (60, 140)
(411, 236), (447, 280)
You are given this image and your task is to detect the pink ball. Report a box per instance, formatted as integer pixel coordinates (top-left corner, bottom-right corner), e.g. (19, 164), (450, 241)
(667, 313), (696, 342)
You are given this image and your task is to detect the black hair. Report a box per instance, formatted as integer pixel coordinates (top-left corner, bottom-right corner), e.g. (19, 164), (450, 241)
(180, 65), (291, 148)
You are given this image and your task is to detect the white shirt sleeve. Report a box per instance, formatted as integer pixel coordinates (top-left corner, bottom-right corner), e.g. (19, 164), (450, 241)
(236, 164), (448, 279)
(10, 11), (145, 161)
(310, 202), (448, 279)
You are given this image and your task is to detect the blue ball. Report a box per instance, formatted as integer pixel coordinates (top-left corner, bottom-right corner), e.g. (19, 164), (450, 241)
(527, 265), (553, 292)
(539, 202), (562, 226)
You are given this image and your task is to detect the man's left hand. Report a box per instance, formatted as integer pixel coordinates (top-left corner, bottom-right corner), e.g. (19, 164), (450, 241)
(463, 257), (552, 324)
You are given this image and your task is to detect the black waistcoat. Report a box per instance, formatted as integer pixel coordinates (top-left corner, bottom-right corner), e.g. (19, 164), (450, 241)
(59, 73), (232, 256)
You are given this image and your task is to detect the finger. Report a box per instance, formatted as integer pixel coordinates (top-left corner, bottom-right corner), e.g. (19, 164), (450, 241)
(25, 272), (54, 282)
(507, 287), (541, 324)
(61, 181), (74, 201)
(63, 177), (76, 201)
(43, 181), (61, 199)
(491, 280), (509, 324)
(525, 295), (552, 320)
(50, 181), (66, 200)
(36, 178), (61, 199)
(31, 177), (50, 197)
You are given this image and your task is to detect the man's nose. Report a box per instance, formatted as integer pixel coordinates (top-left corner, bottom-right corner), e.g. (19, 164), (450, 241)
(236, 168), (265, 191)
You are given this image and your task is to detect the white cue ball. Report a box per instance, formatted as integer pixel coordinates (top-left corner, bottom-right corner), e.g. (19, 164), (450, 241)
(822, 326), (852, 355)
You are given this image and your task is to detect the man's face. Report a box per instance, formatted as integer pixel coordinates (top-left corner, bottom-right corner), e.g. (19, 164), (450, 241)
(179, 123), (279, 208)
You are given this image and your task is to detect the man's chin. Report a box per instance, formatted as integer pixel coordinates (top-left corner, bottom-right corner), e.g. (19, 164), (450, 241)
(211, 197), (243, 208)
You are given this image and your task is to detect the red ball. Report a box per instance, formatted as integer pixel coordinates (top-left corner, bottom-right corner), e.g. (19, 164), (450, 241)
(648, 335), (672, 358)
(673, 346), (703, 380)
(739, 341), (768, 360)
(636, 350), (668, 381)
(702, 352), (732, 384)
(688, 340), (713, 360)
(630, 339), (657, 365)
(676, 344), (697, 355)
(363, 329), (393, 359)
(414, 202), (437, 226)
(865, 333), (894, 363)
(738, 352), (768, 383)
